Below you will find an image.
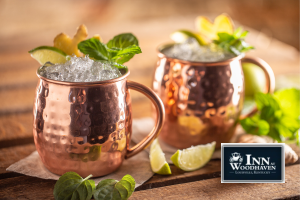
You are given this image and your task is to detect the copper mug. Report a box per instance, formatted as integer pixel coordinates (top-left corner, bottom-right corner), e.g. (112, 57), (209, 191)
(153, 44), (275, 149)
(33, 70), (165, 177)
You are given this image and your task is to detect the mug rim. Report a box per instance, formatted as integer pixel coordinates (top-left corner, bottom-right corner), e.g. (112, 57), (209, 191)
(157, 43), (245, 66)
(36, 68), (130, 86)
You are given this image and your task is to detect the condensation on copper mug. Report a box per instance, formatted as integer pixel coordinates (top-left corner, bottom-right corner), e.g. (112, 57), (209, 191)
(153, 48), (246, 149)
(33, 77), (132, 177)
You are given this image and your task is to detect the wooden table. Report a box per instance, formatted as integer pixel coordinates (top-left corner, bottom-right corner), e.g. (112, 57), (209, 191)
(0, 15), (299, 199)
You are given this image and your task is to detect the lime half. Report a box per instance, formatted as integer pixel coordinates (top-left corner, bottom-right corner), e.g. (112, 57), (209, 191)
(149, 139), (172, 175)
(170, 30), (209, 45)
(29, 46), (67, 65)
(171, 141), (216, 171)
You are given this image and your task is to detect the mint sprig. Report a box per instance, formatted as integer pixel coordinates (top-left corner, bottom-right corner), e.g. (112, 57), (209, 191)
(53, 172), (136, 200)
(53, 172), (95, 200)
(214, 27), (254, 55)
(93, 175), (135, 200)
(240, 88), (300, 143)
(78, 33), (142, 71)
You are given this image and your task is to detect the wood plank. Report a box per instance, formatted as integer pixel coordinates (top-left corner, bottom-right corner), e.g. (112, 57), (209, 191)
(0, 164), (298, 199)
(0, 176), (56, 200)
(0, 144), (36, 176)
(137, 160), (221, 191)
(0, 113), (33, 141)
(132, 164), (300, 200)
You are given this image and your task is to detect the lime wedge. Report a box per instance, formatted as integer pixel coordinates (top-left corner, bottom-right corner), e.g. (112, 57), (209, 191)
(170, 29), (209, 45)
(149, 139), (172, 175)
(171, 141), (216, 171)
(29, 46), (67, 65)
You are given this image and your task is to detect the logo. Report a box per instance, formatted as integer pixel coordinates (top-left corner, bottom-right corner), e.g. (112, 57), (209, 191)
(221, 144), (285, 183)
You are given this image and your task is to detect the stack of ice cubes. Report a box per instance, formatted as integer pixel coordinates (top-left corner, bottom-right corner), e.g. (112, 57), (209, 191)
(38, 56), (122, 82)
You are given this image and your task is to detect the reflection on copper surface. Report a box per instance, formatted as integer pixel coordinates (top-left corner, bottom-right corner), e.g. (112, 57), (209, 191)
(153, 44), (275, 149)
(33, 71), (165, 177)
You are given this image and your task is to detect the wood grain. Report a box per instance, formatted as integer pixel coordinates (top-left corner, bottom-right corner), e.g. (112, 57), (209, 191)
(132, 164), (300, 200)
(0, 164), (298, 200)
(0, 144), (36, 175)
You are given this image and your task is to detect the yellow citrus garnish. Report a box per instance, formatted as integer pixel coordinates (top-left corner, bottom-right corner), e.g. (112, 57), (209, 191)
(54, 24), (88, 56)
(195, 13), (234, 40)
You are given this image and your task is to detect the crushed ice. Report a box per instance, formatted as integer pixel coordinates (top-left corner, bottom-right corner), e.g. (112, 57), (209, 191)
(38, 56), (122, 82)
(162, 38), (235, 62)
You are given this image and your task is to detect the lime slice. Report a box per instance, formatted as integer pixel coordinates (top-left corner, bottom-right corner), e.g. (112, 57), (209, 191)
(149, 139), (172, 175)
(170, 30), (209, 45)
(29, 46), (67, 65)
(171, 141), (216, 171)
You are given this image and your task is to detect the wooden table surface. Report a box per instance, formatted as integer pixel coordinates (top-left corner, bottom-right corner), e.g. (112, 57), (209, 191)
(0, 16), (299, 199)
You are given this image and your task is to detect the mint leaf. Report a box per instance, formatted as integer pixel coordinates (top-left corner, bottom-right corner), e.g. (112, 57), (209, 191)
(241, 89), (300, 142)
(93, 175), (135, 200)
(255, 92), (280, 111)
(274, 88), (300, 118)
(121, 175), (135, 197)
(78, 33), (141, 67)
(78, 38), (109, 61)
(53, 172), (95, 200)
(213, 27), (254, 55)
(112, 45), (142, 64)
(240, 117), (269, 136)
(107, 33), (139, 49)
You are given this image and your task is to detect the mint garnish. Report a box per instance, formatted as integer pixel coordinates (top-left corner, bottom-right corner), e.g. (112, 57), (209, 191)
(53, 172), (136, 200)
(93, 174), (136, 200)
(78, 33), (142, 71)
(213, 27), (254, 55)
(240, 88), (300, 143)
(53, 172), (95, 200)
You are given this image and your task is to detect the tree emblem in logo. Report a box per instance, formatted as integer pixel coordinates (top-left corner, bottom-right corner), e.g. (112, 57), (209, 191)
(229, 152), (243, 163)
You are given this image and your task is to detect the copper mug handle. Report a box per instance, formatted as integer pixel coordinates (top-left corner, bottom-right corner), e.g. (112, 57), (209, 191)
(125, 80), (165, 159)
(240, 57), (275, 119)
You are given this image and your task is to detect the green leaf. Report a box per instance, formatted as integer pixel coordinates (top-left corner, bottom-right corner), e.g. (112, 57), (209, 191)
(93, 175), (135, 200)
(274, 88), (300, 118)
(107, 33), (139, 49)
(280, 116), (300, 134)
(217, 32), (234, 41)
(78, 38), (109, 61)
(112, 45), (142, 64)
(254, 92), (280, 111)
(268, 127), (284, 142)
(240, 30), (249, 38)
(240, 116), (269, 136)
(109, 61), (128, 73)
(121, 175), (135, 196)
(213, 27), (254, 55)
(53, 172), (95, 200)
(233, 27), (243, 38)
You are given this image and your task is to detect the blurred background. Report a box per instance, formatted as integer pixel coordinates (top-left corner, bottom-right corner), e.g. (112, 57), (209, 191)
(0, 0), (299, 140)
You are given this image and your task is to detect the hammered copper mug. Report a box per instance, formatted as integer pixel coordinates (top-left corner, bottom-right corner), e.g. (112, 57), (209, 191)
(153, 43), (275, 149)
(33, 70), (165, 177)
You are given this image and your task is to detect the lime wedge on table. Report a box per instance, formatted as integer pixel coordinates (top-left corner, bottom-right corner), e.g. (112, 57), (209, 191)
(170, 30), (209, 45)
(29, 46), (67, 65)
(171, 141), (216, 171)
(149, 139), (172, 175)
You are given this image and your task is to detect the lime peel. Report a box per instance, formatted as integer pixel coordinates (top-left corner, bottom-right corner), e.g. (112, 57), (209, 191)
(171, 141), (216, 171)
(170, 29), (209, 46)
(149, 139), (172, 175)
(29, 46), (67, 65)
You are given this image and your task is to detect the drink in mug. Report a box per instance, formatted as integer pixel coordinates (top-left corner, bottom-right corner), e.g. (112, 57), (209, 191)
(153, 39), (274, 149)
(33, 56), (165, 177)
